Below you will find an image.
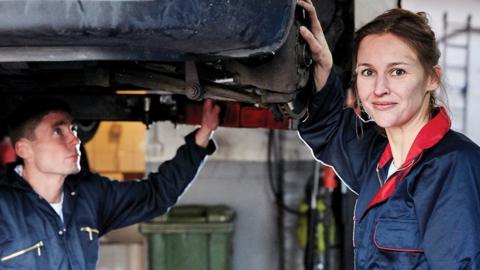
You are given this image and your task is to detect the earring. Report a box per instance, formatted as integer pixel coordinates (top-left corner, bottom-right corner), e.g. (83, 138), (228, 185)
(355, 99), (374, 123)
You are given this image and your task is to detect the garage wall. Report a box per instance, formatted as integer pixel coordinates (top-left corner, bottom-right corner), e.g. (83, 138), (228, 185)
(91, 121), (348, 270)
(83, 120), (319, 270)
(143, 122), (313, 162)
(144, 122), (315, 270)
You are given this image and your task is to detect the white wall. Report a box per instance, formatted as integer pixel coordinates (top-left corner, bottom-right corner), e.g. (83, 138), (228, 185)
(145, 122), (313, 162)
(355, 0), (398, 29)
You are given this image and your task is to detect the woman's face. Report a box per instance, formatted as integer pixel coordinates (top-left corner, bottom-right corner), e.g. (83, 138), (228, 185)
(356, 33), (439, 129)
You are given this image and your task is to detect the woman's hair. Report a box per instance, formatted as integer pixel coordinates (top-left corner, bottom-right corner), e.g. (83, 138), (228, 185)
(352, 8), (447, 116)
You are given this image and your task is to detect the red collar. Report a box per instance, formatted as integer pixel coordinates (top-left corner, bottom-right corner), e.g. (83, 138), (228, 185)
(360, 107), (451, 219)
(378, 107), (451, 169)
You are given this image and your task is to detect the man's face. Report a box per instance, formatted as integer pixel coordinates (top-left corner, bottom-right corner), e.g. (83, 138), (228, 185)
(27, 111), (81, 177)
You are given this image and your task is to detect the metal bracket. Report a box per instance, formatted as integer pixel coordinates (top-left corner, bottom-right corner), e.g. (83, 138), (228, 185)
(185, 61), (204, 100)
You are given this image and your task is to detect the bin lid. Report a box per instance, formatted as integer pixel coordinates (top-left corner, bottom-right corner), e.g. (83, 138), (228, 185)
(151, 205), (235, 224)
(140, 205), (235, 234)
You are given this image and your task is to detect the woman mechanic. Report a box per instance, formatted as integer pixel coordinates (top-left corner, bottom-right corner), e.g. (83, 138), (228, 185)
(296, 0), (480, 268)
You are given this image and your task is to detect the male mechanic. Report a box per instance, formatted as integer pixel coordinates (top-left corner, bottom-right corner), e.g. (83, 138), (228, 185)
(0, 97), (220, 269)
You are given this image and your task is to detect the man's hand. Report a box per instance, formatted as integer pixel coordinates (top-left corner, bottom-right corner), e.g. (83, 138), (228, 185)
(297, 0), (333, 91)
(195, 99), (221, 148)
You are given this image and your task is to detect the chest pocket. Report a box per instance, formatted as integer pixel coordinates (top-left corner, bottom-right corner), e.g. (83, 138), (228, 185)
(373, 218), (424, 253)
(80, 226), (99, 241)
(79, 226), (100, 268)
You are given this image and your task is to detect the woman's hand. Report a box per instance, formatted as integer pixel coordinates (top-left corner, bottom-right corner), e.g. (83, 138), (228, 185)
(297, 0), (333, 91)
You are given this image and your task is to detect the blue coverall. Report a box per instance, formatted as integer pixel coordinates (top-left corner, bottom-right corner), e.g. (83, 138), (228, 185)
(0, 130), (215, 269)
(298, 71), (480, 269)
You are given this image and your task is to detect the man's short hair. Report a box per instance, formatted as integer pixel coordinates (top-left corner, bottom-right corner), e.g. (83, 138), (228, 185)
(8, 97), (72, 147)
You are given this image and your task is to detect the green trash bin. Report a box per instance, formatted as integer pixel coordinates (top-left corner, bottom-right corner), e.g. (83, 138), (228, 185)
(140, 205), (235, 270)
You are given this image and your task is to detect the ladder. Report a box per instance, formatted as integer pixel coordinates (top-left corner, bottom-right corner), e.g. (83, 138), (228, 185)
(441, 13), (472, 133)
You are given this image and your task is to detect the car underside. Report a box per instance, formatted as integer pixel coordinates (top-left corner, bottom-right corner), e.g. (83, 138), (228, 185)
(0, 0), (353, 130)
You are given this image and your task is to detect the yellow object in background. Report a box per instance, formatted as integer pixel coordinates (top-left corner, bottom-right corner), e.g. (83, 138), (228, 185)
(296, 199), (336, 254)
(84, 122), (146, 179)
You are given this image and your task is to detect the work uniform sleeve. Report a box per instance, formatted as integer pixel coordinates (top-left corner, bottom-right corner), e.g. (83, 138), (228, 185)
(416, 150), (480, 269)
(94, 129), (215, 234)
(297, 70), (381, 194)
